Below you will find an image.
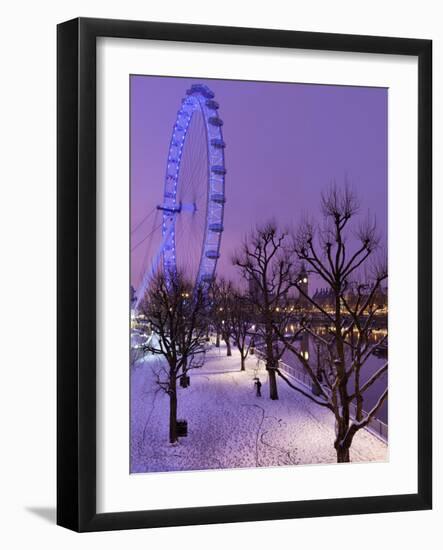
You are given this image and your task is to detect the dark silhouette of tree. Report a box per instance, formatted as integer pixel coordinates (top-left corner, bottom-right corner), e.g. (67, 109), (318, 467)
(139, 272), (209, 444)
(211, 279), (234, 356)
(228, 290), (253, 371)
(233, 221), (296, 399)
(276, 184), (388, 462)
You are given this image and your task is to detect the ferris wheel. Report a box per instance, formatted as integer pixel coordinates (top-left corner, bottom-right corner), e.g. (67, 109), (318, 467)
(135, 84), (226, 309)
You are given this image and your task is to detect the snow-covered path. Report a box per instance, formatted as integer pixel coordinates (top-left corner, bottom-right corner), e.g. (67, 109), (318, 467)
(131, 344), (387, 473)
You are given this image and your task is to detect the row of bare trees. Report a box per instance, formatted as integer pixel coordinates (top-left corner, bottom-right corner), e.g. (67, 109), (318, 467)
(138, 273), (255, 442)
(209, 279), (254, 370)
(136, 184), (388, 461)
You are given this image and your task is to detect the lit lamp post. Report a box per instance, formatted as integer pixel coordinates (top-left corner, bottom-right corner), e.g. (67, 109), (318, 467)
(250, 324), (256, 355)
(297, 263), (309, 310)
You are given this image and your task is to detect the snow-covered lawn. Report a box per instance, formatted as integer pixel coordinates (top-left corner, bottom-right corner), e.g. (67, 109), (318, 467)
(131, 343), (387, 473)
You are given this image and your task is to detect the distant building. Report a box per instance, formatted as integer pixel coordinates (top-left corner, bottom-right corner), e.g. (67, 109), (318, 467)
(312, 285), (388, 314)
(373, 286), (388, 311)
(312, 287), (332, 308)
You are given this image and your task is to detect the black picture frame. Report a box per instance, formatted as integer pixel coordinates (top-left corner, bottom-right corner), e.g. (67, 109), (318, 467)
(57, 17), (432, 532)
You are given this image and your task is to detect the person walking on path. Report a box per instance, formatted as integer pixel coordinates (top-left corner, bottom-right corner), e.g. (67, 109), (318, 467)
(254, 377), (262, 397)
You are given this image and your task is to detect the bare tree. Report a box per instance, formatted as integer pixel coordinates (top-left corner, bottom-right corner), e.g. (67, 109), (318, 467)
(211, 279), (234, 356)
(228, 290), (253, 371)
(233, 221), (296, 399)
(276, 184), (388, 462)
(139, 272), (209, 444)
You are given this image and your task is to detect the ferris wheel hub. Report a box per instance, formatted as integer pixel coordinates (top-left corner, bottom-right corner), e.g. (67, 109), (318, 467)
(157, 204), (181, 214)
(157, 202), (197, 214)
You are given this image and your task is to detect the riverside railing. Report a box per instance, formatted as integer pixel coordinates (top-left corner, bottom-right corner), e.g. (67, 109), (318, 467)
(254, 349), (388, 443)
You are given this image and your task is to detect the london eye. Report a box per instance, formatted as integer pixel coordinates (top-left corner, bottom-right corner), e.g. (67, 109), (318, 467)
(134, 84), (226, 309)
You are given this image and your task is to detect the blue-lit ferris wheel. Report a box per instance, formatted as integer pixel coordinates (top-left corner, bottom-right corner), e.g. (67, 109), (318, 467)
(135, 84), (226, 309)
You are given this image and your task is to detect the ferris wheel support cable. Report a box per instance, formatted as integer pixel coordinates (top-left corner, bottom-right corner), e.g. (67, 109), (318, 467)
(137, 209), (160, 288)
(131, 205), (156, 234)
(135, 220), (175, 310)
(131, 219), (163, 252)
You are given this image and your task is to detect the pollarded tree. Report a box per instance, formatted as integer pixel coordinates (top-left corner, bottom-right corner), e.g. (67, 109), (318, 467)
(140, 272), (209, 443)
(233, 221), (297, 400)
(211, 278), (235, 356)
(275, 184), (388, 462)
(228, 290), (253, 371)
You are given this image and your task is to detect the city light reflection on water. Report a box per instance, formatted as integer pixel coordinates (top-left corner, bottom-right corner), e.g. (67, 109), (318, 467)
(281, 329), (388, 423)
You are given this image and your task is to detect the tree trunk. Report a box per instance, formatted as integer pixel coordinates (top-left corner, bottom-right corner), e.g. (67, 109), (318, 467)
(240, 355), (245, 371)
(336, 443), (350, 463)
(334, 416), (352, 463)
(215, 332), (220, 347)
(265, 324), (279, 400)
(268, 367), (279, 400)
(333, 294), (350, 461)
(225, 337), (232, 356)
(169, 377), (178, 444)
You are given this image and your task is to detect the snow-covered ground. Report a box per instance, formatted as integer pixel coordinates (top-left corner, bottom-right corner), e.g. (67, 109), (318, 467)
(131, 343), (387, 473)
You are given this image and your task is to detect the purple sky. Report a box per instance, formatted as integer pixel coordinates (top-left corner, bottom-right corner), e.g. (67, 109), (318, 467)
(130, 75), (387, 291)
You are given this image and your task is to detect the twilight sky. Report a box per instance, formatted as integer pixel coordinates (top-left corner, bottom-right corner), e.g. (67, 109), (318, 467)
(130, 75), (387, 291)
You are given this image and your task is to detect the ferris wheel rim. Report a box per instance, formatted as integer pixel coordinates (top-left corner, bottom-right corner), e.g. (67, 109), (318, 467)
(160, 84), (226, 288)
